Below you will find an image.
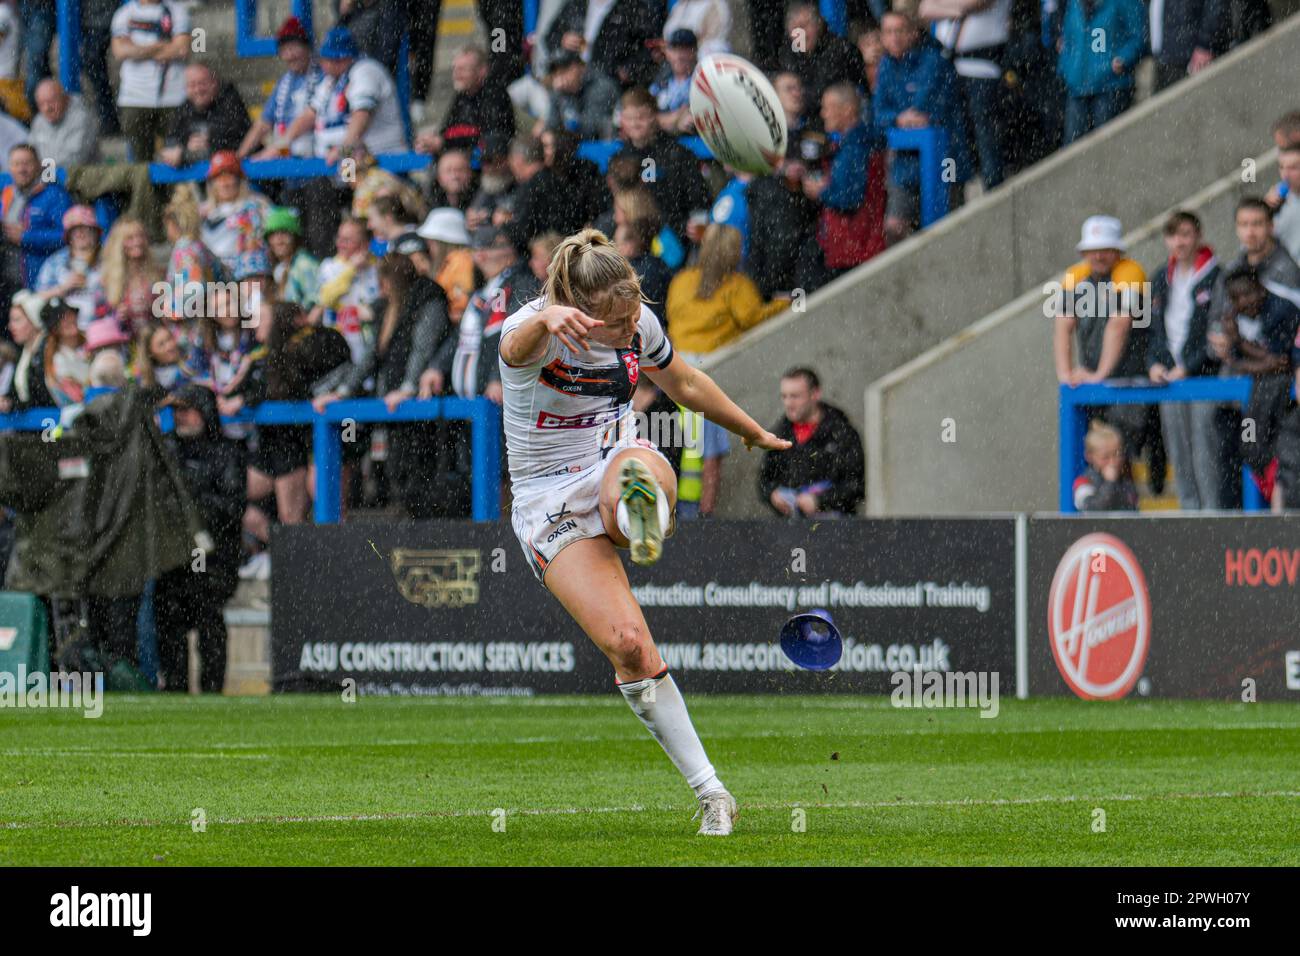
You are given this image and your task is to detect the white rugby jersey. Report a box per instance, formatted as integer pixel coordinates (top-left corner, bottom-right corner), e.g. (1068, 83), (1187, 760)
(499, 298), (674, 486)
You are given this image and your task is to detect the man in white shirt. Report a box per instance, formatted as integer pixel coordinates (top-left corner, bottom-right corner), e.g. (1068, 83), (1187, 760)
(920, 0), (1011, 190)
(110, 0), (192, 161)
(283, 26), (408, 163)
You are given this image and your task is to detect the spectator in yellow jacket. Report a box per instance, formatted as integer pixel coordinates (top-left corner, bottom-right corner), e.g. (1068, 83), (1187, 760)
(665, 224), (787, 355)
(665, 224), (787, 518)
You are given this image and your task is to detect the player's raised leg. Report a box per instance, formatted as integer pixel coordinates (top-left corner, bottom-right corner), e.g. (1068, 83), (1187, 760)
(545, 535), (738, 834)
(598, 446), (676, 564)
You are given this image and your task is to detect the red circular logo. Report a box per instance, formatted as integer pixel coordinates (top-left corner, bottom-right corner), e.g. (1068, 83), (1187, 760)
(1047, 532), (1151, 700)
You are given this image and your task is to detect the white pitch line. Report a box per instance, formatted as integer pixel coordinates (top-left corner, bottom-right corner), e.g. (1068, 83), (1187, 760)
(3, 789), (1297, 832)
(1, 749), (271, 760)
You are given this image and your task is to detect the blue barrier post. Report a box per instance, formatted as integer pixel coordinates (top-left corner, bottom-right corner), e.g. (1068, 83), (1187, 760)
(462, 398), (502, 522)
(313, 415), (343, 524)
(236, 0), (316, 58)
(1058, 377), (1265, 513)
(886, 128), (950, 228)
(57, 0), (82, 93)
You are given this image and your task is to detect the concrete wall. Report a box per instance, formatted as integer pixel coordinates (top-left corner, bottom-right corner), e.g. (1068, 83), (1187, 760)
(701, 15), (1300, 517)
(863, 154), (1277, 515)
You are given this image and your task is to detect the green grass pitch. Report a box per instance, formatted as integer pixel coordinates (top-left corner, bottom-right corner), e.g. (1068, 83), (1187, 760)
(2, 694), (1298, 866)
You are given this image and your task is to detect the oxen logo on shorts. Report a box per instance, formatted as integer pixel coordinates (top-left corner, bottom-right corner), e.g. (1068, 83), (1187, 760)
(1048, 532), (1151, 700)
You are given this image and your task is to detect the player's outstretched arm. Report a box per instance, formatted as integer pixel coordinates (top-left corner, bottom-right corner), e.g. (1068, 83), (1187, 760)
(646, 354), (791, 451)
(499, 306), (604, 366)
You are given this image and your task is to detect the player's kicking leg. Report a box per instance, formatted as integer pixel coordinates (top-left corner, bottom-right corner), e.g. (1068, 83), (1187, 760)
(544, 535), (738, 835)
(598, 446), (676, 566)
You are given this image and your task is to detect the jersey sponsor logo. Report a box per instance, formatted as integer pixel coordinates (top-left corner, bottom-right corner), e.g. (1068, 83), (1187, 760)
(536, 408), (621, 430)
(546, 519), (578, 543)
(1048, 533), (1150, 700)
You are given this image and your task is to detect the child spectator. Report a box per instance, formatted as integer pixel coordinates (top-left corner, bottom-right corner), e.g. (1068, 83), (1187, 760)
(1074, 421), (1139, 510)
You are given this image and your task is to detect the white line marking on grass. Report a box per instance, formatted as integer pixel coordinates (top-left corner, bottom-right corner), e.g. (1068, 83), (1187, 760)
(4, 790), (1297, 831)
(1, 749), (271, 760)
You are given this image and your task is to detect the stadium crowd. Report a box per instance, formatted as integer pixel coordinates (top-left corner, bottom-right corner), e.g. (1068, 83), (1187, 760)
(1057, 111), (1300, 514)
(0, 1), (1290, 684)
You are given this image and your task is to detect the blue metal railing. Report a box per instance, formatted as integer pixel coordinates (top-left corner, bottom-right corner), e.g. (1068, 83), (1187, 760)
(1058, 378), (1263, 513)
(0, 398), (502, 525)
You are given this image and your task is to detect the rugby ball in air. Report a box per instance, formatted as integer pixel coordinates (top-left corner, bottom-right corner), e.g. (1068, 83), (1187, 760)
(689, 53), (788, 176)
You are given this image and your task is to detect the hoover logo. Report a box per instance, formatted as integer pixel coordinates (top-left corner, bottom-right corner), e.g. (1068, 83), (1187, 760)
(1048, 533), (1150, 700)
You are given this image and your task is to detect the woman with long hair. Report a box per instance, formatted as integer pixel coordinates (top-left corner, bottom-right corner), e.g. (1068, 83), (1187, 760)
(164, 183), (228, 320)
(100, 216), (165, 335)
(40, 298), (90, 406)
(134, 322), (193, 397)
(498, 228), (789, 834)
(1, 292), (54, 411)
(264, 207), (320, 308)
(666, 224), (786, 355)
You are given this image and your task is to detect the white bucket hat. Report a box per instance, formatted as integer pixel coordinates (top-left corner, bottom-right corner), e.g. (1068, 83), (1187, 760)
(417, 207), (471, 246)
(1076, 215), (1126, 252)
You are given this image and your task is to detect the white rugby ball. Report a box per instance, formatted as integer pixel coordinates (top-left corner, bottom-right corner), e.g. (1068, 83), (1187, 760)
(689, 53), (788, 176)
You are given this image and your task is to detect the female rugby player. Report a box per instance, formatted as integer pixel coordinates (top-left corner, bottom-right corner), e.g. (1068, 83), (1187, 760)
(498, 229), (790, 835)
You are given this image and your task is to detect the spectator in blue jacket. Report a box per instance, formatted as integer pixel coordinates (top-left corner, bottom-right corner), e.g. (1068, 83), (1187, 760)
(873, 10), (971, 246)
(1057, 0), (1148, 145)
(1, 143), (73, 288)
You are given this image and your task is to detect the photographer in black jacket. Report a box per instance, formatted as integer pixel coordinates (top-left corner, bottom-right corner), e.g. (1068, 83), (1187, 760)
(758, 367), (865, 517)
(154, 383), (246, 692)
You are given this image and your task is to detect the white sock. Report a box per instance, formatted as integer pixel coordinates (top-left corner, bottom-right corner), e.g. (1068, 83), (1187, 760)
(618, 670), (724, 797)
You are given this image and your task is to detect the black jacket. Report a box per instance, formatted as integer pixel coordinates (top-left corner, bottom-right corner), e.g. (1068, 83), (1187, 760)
(334, 277), (449, 397)
(758, 402), (865, 514)
(629, 252), (673, 312)
(746, 173), (821, 298)
(167, 84), (253, 163)
(504, 166), (589, 253)
(610, 132), (711, 235)
(1145, 250), (1221, 375)
(545, 0), (664, 88)
(1152, 0), (1228, 65)
(234, 326), (351, 405)
(164, 384), (246, 600)
(440, 81), (517, 152)
(778, 30), (866, 122)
